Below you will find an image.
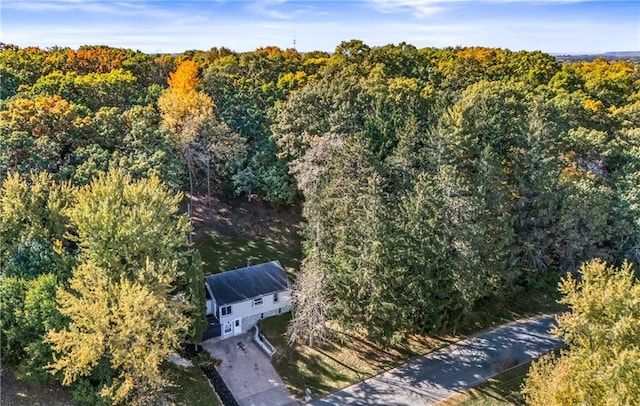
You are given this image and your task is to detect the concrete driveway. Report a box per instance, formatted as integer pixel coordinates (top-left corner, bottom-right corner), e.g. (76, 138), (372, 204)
(312, 314), (563, 406)
(202, 333), (297, 406)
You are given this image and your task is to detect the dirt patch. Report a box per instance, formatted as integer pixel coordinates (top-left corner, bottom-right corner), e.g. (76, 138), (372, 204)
(0, 367), (75, 406)
(188, 194), (303, 243)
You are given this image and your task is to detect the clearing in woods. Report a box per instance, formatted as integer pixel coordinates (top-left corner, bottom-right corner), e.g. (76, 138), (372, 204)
(190, 194), (303, 276)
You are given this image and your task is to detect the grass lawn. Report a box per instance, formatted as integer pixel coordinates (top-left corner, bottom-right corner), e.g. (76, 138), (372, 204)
(164, 364), (222, 406)
(436, 362), (531, 406)
(0, 367), (75, 406)
(194, 229), (301, 278)
(259, 314), (456, 400)
(0, 365), (218, 406)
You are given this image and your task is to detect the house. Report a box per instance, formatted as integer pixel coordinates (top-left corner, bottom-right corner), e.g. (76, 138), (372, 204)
(202, 260), (292, 341)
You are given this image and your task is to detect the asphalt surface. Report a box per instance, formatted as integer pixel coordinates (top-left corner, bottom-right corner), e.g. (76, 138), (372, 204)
(312, 314), (563, 406)
(202, 333), (296, 406)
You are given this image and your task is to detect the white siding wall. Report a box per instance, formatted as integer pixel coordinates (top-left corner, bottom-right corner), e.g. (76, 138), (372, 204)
(205, 283), (217, 316)
(218, 289), (292, 337)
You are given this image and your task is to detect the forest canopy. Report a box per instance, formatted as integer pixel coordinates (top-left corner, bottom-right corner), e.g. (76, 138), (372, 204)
(1, 41), (639, 402)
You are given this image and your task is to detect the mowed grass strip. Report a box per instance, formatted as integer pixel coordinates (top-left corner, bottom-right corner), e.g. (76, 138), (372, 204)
(1, 364), (220, 406)
(163, 364), (222, 406)
(436, 361), (531, 406)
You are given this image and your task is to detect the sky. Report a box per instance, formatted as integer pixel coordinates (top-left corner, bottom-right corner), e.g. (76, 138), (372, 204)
(1, 0), (639, 54)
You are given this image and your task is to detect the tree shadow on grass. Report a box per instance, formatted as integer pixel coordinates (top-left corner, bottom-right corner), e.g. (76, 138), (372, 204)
(279, 347), (356, 399)
(194, 230), (301, 277)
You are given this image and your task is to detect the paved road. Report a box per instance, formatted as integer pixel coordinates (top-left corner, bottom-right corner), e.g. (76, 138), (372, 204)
(312, 314), (563, 406)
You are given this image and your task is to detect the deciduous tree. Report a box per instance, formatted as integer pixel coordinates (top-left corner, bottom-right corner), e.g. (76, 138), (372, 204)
(46, 169), (202, 404)
(48, 261), (189, 405)
(523, 259), (640, 405)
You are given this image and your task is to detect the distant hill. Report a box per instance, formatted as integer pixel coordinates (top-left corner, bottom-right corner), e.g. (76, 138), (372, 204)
(602, 51), (640, 57)
(553, 51), (640, 62)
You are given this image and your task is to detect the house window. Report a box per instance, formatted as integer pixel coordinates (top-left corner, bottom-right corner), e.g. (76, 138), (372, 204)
(220, 305), (232, 316)
(273, 292), (279, 303)
(223, 322), (232, 334)
(253, 297), (263, 307)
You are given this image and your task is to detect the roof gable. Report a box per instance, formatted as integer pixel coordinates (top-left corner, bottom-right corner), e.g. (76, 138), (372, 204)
(206, 260), (289, 305)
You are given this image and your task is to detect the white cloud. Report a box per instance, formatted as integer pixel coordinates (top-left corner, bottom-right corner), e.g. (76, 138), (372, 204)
(243, 0), (324, 20)
(368, 0), (444, 16)
(245, 0), (293, 20)
(368, 0), (596, 17)
(3, 0), (114, 13)
(2, 0), (177, 19)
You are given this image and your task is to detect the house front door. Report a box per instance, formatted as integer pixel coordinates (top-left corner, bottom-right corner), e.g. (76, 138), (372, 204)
(223, 321), (232, 336)
(233, 318), (242, 335)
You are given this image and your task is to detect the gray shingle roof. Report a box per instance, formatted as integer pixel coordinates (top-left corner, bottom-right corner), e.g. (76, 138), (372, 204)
(205, 260), (289, 305)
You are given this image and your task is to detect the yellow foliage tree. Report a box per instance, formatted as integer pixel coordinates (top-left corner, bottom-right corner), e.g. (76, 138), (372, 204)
(65, 169), (190, 275)
(157, 60), (214, 146)
(46, 170), (194, 405)
(0, 172), (71, 261)
(167, 59), (199, 94)
(48, 261), (188, 405)
(523, 259), (640, 405)
(157, 61), (220, 208)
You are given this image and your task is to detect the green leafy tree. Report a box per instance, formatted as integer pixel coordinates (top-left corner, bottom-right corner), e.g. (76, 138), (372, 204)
(272, 76), (370, 172)
(0, 44), (49, 97)
(439, 80), (529, 293)
(17, 274), (67, 381)
(0, 172), (71, 269)
(0, 277), (29, 364)
(29, 68), (139, 111)
(0, 274), (66, 382)
(395, 168), (485, 332)
(3, 238), (70, 280)
(201, 50), (304, 203)
(0, 95), (93, 178)
(573, 58), (638, 108)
